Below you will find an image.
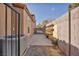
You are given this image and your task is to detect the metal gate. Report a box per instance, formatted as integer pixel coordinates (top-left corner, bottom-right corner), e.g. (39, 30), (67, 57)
(0, 3), (20, 56)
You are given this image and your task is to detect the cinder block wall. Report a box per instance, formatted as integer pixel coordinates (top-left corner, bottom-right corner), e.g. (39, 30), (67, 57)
(53, 6), (79, 56)
(55, 12), (69, 55)
(70, 7), (79, 56)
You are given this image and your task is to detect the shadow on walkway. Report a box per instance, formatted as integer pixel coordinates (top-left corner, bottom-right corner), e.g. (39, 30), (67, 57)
(25, 45), (65, 56)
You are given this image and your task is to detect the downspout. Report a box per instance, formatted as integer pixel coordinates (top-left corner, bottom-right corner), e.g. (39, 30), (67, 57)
(68, 4), (71, 56)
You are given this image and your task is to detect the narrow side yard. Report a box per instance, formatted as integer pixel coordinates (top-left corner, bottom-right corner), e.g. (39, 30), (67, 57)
(25, 45), (64, 56)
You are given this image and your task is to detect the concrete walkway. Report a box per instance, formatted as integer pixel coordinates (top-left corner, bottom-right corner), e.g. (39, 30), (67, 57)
(25, 33), (64, 56)
(25, 45), (64, 56)
(28, 34), (53, 46)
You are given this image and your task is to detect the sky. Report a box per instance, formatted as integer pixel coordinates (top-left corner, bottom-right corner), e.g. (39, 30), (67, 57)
(26, 3), (70, 25)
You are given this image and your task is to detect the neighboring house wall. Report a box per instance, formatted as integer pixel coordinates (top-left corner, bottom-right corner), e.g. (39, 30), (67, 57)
(45, 26), (53, 35)
(45, 23), (54, 36)
(53, 24), (58, 39)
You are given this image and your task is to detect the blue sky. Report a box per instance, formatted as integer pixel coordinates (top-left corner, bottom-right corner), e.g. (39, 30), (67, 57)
(27, 3), (70, 25)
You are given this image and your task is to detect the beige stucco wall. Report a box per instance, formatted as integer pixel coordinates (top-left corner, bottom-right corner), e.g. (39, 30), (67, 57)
(23, 9), (33, 37)
(70, 7), (79, 55)
(23, 9), (28, 36)
(13, 5), (35, 55)
(0, 4), (5, 36)
(7, 7), (11, 36)
(29, 17), (32, 37)
(13, 6), (24, 35)
(0, 4), (18, 56)
(0, 4), (12, 36)
(31, 19), (36, 35)
(0, 3), (35, 56)
(31, 15), (36, 34)
(30, 20), (34, 36)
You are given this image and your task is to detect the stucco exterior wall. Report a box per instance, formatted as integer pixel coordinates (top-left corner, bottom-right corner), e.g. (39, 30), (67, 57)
(31, 15), (36, 34)
(12, 4), (36, 55)
(23, 9), (32, 37)
(23, 9), (28, 36)
(31, 20), (35, 36)
(0, 4), (5, 36)
(0, 3), (36, 56)
(7, 6), (12, 36)
(0, 4), (19, 56)
(13, 6), (24, 36)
